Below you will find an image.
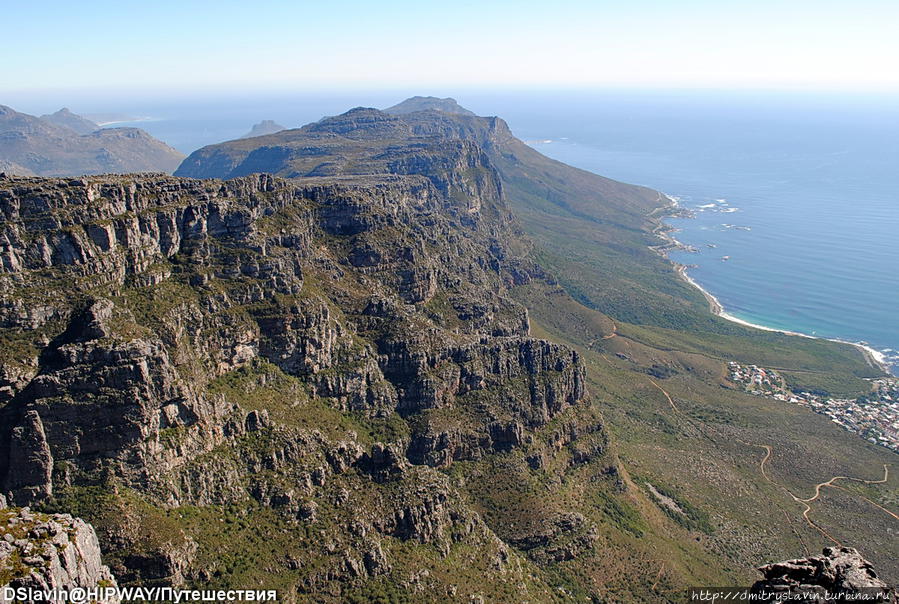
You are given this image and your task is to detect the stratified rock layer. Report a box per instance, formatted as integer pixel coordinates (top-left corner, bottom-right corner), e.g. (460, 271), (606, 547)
(0, 160), (601, 599)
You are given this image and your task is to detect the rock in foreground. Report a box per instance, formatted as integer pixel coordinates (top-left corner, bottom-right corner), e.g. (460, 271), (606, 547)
(0, 502), (119, 603)
(752, 547), (894, 601)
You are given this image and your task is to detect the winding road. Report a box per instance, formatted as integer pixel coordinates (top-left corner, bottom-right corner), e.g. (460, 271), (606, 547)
(751, 445), (893, 546)
(646, 377), (896, 549)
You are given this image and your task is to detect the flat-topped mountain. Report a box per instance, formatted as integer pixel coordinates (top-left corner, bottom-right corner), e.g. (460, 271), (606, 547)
(39, 107), (99, 135)
(240, 119), (286, 138)
(385, 95), (477, 116)
(0, 104), (183, 177)
(175, 103), (661, 234)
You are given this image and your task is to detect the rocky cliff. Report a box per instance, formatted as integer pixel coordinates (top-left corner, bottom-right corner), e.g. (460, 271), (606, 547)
(174, 102), (662, 230)
(0, 499), (119, 602)
(0, 155), (609, 600)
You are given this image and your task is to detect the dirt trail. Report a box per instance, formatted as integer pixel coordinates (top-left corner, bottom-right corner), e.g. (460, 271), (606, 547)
(749, 444), (893, 545)
(798, 464), (888, 504)
(647, 377), (895, 550)
(648, 379), (814, 552)
(832, 484), (899, 522)
(757, 444), (773, 481)
(648, 378), (680, 413)
(650, 563), (665, 592)
(741, 441), (810, 553)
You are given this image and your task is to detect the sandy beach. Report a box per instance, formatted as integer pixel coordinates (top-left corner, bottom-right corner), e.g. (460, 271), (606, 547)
(656, 196), (893, 376)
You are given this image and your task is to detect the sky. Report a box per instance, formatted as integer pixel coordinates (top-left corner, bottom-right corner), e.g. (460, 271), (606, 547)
(2, 0), (898, 95)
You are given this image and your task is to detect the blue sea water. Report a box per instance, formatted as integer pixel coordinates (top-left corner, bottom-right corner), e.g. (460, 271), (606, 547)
(14, 90), (897, 371)
(506, 91), (899, 373)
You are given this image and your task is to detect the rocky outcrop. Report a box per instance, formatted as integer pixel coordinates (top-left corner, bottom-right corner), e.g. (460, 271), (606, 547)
(752, 547), (894, 600)
(384, 97), (477, 117)
(5, 411), (53, 504)
(0, 505), (119, 602)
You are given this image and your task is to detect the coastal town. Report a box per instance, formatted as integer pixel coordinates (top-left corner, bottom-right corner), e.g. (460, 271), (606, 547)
(728, 361), (899, 454)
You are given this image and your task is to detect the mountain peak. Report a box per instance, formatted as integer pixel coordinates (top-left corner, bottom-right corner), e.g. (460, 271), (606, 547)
(240, 119), (286, 139)
(39, 107), (99, 135)
(384, 96), (477, 117)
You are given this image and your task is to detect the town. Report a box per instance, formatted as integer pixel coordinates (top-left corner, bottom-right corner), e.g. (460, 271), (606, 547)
(728, 361), (899, 454)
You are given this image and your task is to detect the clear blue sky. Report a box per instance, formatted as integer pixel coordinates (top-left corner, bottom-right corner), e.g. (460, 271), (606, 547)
(3, 0), (897, 94)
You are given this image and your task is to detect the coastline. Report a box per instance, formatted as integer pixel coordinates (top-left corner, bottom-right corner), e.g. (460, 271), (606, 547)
(655, 194), (894, 377)
(96, 117), (155, 127)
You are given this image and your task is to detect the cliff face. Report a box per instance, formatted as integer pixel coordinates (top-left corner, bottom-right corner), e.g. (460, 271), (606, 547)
(174, 103), (663, 228)
(0, 156), (603, 599)
(0, 501), (119, 602)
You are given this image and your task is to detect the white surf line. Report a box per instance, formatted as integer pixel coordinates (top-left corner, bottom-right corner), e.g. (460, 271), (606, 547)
(649, 194), (894, 376)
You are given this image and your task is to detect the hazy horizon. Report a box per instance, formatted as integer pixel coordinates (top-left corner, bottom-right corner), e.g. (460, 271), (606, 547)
(4, 0), (898, 95)
(6, 86), (899, 127)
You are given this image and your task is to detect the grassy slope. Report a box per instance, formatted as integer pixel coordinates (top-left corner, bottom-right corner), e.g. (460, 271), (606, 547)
(499, 137), (899, 590)
(514, 282), (899, 591)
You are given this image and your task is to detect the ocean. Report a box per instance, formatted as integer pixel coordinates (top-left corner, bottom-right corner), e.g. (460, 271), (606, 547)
(510, 91), (899, 374)
(19, 89), (897, 372)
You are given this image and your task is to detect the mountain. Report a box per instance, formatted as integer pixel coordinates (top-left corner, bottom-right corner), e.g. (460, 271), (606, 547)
(174, 105), (662, 230)
(385, 96), (477, 116)
(0, 104), (184, 176)
(240, 119), (286, 138)
(0, 159), (34, 176)
(2, 98), (897, 600)
(39, 107), (99, 135)
(0, 169), (606, 599)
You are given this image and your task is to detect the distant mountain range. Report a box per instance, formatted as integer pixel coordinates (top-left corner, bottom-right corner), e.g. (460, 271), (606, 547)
(175, 96), (661, 243)
(0, 105), (184, 177)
